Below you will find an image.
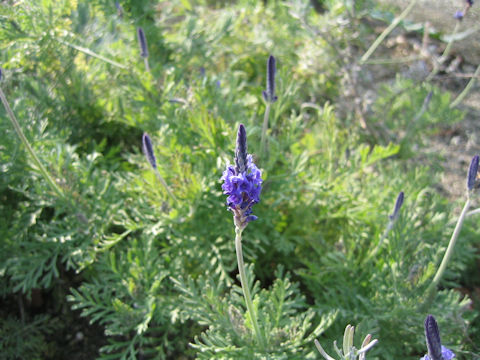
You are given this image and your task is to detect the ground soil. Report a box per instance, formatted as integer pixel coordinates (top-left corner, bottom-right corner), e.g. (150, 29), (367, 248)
(372, 0), (480, 202)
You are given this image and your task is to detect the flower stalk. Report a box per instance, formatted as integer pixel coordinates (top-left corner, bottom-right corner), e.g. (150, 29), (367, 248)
(0, 86), (65, 199)
(360, 0), (418, 64)
(366, 191), (404, 261)
(137, 27), (150, 72)
(424, 155), (478, 306)
(142, 133), (177, 203)
(235, 227), (264, 348)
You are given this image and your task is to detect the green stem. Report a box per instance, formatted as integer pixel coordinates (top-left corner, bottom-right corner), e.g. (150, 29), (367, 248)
(425, 21), (460, 82)
(450, 63), (480, 108)
(424, 199), (470, 304)
(260, 103), (271, 160)
(360, 0), (418, 64)
(56, 39), (128, 69)
(153, 168), (177, 203)
(0, 88), (65, 199)
(144, 57), (150, 73)
(365, 219), (394, 262)
(235, 227), (264, 349)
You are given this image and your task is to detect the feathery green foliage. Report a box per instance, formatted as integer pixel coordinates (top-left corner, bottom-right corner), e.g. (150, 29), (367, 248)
(1, 0), (479, 359)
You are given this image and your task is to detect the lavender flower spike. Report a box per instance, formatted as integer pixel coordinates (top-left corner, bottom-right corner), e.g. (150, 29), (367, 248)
(467, 155), (479, 191)
(420, 315), (456, 360)
(115, 1), (123, 17)
(389, 191), (404, 221)
(142, 132), (157, 169)
(221, 124), (262, 230)
(137, 27), (149, 58)
(454, 10), (464, 20)
(262, 55), (278, 103)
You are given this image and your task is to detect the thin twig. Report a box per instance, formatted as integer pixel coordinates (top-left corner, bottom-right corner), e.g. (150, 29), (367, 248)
(360, 0), (419, 64)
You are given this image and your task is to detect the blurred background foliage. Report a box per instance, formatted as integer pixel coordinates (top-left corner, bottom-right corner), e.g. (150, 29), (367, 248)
(0, 0), (478, 359)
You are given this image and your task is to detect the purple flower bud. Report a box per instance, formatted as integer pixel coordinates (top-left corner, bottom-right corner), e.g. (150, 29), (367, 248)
(466, 0), (473, 7)
(467, 155), (479, 190)
(115, 1), (123, 17)
(0, 68), (3, 81)
(142, 132), (157, 169)
(389, 191), (404, 221)
(454, 10), (464, 20)
(421, 315), (456, 360)
(425, 315), (443, 360)
(235, 124), (248, 174)
(137, 27), (149, 58)
(423, 91), (433, 108)
(262, 55), (278, 103)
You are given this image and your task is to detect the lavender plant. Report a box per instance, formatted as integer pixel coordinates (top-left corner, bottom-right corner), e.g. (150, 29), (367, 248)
(2, 1), (480, 358)
(142, 132), (177, 203)
(221, 123), (264, 347)
(367, 191), (404, 260)
(137, 27), (150, 72)
(260, 55), (278, 159)
(424, 155), (478, 305)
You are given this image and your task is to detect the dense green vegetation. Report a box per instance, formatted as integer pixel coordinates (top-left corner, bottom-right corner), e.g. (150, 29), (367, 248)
(1, 1), (479, 359)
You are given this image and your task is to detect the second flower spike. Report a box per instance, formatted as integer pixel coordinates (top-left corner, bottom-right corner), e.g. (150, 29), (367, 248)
(262, 55), (278, 103)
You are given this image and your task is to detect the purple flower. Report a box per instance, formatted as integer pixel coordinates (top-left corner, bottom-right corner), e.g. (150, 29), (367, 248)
(467, 155), (479, 191)
(454, 10), (464, 20)
(466, 0), (473, 7)
(115, 1), (123, 17)
(137, 27), (148, 58)
(421, 315), (455, 360)
(389, 191), (404, 221)
(142, 132), (157, 169)
(420, 346), (456, 360)
(221, 124), (262, 230)
(262, 55), (278, 103)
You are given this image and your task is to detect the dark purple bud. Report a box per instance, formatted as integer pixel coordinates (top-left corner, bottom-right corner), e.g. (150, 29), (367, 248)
(142, 132), (157, 169)
(235, 124), (248, 174)
(263, 55), (277, 103)
(389, 191), (404, 220)
(466, 0), (473, 6)
(0, 68), (2, 81)
(467, 155), (479, 190)
(454, 10), (464, 20)
(423, 91), (433, 108)
(115, 1), (123, 17)
(137, 27), (148, 58)
(425, 315), (443, 360)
